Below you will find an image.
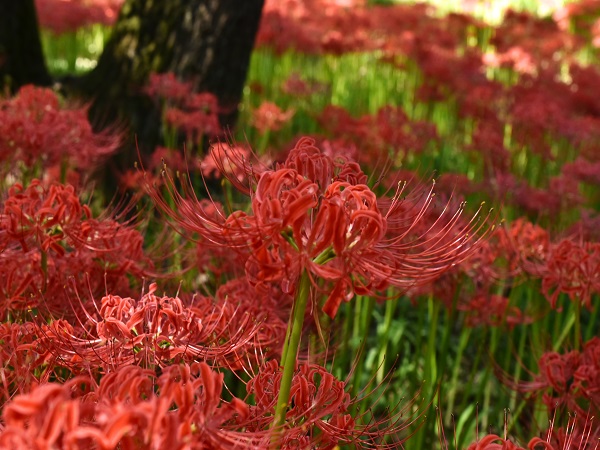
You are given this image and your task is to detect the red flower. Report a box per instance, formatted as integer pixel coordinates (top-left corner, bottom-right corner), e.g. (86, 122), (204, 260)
(460, 293), (532, 329)
(506, 337), (600, 420)
(542, 240), (600, 309)
(0, 85), (120, 178)
(35, 0), (124, 34)
(148, 137), (492, 318)
(145, 73), (223, 142)
(467, 434), (525, 450)
(251, 101), (295, 134)
(246, 359), (414, 447)
(144, 72), (193, 103)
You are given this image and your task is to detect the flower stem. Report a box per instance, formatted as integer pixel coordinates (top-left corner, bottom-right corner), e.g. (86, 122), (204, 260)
(272, 270), (311, 443)
(574, 299), (581, 351)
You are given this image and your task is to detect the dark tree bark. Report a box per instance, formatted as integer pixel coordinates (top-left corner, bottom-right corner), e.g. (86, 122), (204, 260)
(0, 0), (52, 93)
(1, 0), (264, 190)
(75, 0), (265, 162)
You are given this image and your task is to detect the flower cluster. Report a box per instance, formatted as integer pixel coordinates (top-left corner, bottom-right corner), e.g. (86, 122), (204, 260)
(0, 351), (412, 449)
(33, 280), (287, 374)
(513, 337), (600, 418)
(35, 0), (124, 34)
(0, 86), (120, 182)
(144, 73), (222, 144)
(0, 179), (152, 319)
(150, 137), (491, 318)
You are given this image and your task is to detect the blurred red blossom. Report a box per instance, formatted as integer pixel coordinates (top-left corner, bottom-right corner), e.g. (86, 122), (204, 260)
(144, 72), (193, 104)
(497, 218), (550, 277)
(199, 142), (269, 190)
(164, 106), (221, 143)
(541, 239), (600, 309)
(566, 210), (600, 242)
(562, 157), (600, 186)
(0, 85), (120, 180)
(281, 72), (329, 97)
(145, 73), (222, 142)
(460, 293), (532, 328)
(554, 0), (600, 49)
(251, 101), (295, 134)
(317, 104), (438, 169)
(35, 0), (124, 34)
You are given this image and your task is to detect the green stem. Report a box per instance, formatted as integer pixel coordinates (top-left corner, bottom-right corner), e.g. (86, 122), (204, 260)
(553, 306), (575, 352)
(445, 326), (471, 424)
(375, 295), (398, 384)
(258, 130), (271, 154)
(574, 299), (581, 351)
(272, 270), (311, 443)
(352, 296), (375, 416)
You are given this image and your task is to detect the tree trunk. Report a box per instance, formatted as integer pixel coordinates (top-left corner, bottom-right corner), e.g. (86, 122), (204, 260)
(0, 0), (52, 94)
(76, 0), (265, 166)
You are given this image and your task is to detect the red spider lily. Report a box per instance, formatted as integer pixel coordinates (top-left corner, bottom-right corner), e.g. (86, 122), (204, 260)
(281, 72), (329, 97)
(0, 180), (86, 270)
(0, 322), (42, 407)
(213, 277), (290, 345)
(144, 73), (194, 104)
(145, 73), (222, 143)
(0, 85), (120, 179)
(467, 434), (525, 450)
(0, 362), (255, 449)
(0, 377), (89, 449)
(35, 0), (124, 34)
(164, 107), (222, 142)
(251, 101), (295, 134)
(148, 137), (493, 318)
(317, 105), (438, 165)
(529, 407), (600, 450)
(460, 293), (533, 329)
(246, 359), (415, 448)
(32, 281), (283, 374)
(0, 179), (153, 318)
(495, 218), (550, 277)
(199, 142), (267, 190)
(541, 239), (600, 309)
(504, 337), (600, 420)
